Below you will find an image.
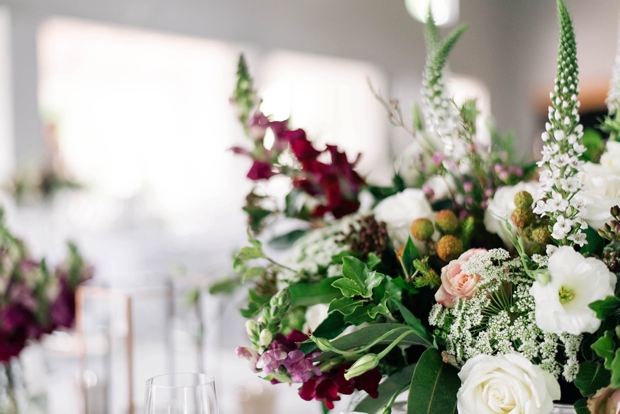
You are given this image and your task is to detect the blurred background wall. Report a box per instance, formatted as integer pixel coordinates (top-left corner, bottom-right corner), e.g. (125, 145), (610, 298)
(0, 1), (618, 413)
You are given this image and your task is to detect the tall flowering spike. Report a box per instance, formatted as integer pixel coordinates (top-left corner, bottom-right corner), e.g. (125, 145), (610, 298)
(421, 13), (467, 158)
(607, 14), (620, 115)
(533, 0), (588, 247)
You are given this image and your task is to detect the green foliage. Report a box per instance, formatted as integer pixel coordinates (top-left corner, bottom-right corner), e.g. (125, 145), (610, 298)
(428, 24), (468, 77)
(268, 229), (308, 250)
(333, 257), (385, 299)
(583, 226), (606, 257)
(600, 115), (620, 142)
(574, 398), (590, 414)
(589, 295), (620, 320)
(208, 277), (241, 295)
(580, 128), (605, 162)
(411, 258), (441, 288)
(407, 348), (460, 414)
(232, 55), (257, 132)
(367, 173), (406, 204)
(315, 323), (432, 363)
(355, 364), (416, 413)
(289, 277), (342, 307)
(400, 237), (420, 278)
(233, 230), (266, 271)
(592, 330), (616, 370)
(242, 205), (273, 233)
(392, 300), (431, 343)
(239, 289), (272, 318)
(574, 361), (612, 397)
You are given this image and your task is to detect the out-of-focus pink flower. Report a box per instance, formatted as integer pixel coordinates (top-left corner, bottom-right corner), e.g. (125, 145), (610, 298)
(435, 249), (487, 308)
(588, 386), (620, 414)
(432, 151), (445, 165)
(247, 160), (276, 180)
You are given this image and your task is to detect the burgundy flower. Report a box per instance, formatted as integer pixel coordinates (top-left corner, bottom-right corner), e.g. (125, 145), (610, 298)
(247, 160), (276, 180)
(298, 362), (381, 409)
(0, 328), (27, 363)
(50, 279), (76, 328)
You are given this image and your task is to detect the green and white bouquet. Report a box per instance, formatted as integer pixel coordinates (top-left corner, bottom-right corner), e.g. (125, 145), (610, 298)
(222, 1), (620, 413)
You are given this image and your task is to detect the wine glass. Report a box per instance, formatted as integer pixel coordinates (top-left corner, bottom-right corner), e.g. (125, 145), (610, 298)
(144, 373), (218, 414)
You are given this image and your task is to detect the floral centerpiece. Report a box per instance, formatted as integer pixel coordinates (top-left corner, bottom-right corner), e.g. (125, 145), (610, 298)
(0, 210), (91, 412)
(222, 1), (620, 413)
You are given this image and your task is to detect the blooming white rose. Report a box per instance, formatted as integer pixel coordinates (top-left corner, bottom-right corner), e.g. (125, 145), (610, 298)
(601, 141), (620, 173)
(373, 189), (434, 251)
(457, 353), (560, 414)
(530, 246), (616, 335)
(580, 161), (620, 230)
(484, 182), (540, 247)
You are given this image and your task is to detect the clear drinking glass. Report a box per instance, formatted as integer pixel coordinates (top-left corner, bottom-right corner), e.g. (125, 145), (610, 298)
(144, 373), (218, 414)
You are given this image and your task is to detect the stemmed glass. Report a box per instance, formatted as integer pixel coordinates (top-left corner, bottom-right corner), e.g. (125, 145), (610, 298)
(144, 373), (218, 414)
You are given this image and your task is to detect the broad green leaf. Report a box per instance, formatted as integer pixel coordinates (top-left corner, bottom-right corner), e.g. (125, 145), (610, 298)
(583, 227), (606, 257)
(355, 364), (415, 413)
(239, 289), (271, 318)
(242, 266), (265, 282)
(407, 348), (460, 414)
(366, 253), (382, 270)
(339, 257), (367, 294)
(267, 229), (308, 250)
(331, 250), (359, 264)
(332, 278), (365, 298)
(242, 206), (272, 232)
(393, 300), (431, 343)
(208, 277), (241, 295)
(316, 323), (432, 362)
(364, 271), (385, 297)
(289, 277), (342, 307)
(368, 293), (390, 319)
(328, 297), (366, 316)
(589, 295), (620, 320)
(574, 398), (590, 414)
(574, 361), (611, 397)
(592, 331), (616, 370)
(344, 303), (376, 326)
(612, 348), (620, 388)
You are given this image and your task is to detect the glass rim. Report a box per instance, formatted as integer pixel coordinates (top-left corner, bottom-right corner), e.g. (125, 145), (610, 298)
(146, 372), (216, 389)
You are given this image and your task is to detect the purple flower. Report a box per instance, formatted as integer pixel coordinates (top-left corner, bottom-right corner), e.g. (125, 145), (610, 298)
(236, 346), (259, 371)
(282, 350), (321, 383)
(432, 151), (445, 165)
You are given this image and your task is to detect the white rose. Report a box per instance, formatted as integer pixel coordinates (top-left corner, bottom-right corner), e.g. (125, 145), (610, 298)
(484, 182), (541, 247)
(373, 189), (434, 250)
(305, 304), (329, 332)
(601, 141), (620, 173)
(580, 161), (620, 230)
(424, 175), (455, 202)
(530, 246), (616, 335)
(457, 353), (560, 414)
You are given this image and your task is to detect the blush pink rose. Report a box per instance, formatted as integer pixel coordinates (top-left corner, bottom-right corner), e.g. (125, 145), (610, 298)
(435, 248), (486, 308)
(588, 386), (620, 414)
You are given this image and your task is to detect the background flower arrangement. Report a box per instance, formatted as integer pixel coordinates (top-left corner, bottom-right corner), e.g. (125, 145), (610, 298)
(220, 1), (620, 413)
(0, 210), (91, 412)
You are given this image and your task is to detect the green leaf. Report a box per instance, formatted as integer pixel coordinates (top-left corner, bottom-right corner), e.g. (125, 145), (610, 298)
(581, 128), (604, 162)
(242, 206), (273, 232)
(242, 266), (265, 282)
(344, 303), (376, 325)
(289, 277), (342, 307)
(407, 348), (460, 414)
(355, 364), (415, 413)
(589, 295), (620, 320)
(332, 278), (365, 298)
(368, 294), (390, 319)
(583, 226), (606, 257)
(574, 361), (611, 397)
(574, 398), (590, 414)
(239, 289), (271, 318)
(366, 253), (382, 270)
(315, 323), (432, 362)
(339, 257), (367, 294)
(328, 297), (365, 316)
(233, 245), (265, 269)
(331, 250), (359, 264)
(298, 312), (348, 355)
(612, 348), (620, 388)
(365, 271), (386, 296)
(402, 238), (419, 276)
(208, 277), (241, 295)
(393, 300), (431, 343)
(592, 330), (616, 370)
(392, 276), (418, 295)
(268, 229), (308, 250)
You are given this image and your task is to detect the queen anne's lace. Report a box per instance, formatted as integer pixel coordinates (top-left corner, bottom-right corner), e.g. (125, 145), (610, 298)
(533, 2), (587, 247)
(429, 249), (582, 381)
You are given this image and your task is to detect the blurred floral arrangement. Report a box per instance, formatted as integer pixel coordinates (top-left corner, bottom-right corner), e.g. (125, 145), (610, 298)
(0, 210), (91, 410)
(222, 1), (620, 413)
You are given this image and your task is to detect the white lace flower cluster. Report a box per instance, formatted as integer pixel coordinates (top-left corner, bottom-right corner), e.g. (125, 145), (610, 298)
(429, 249), (582, 381)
